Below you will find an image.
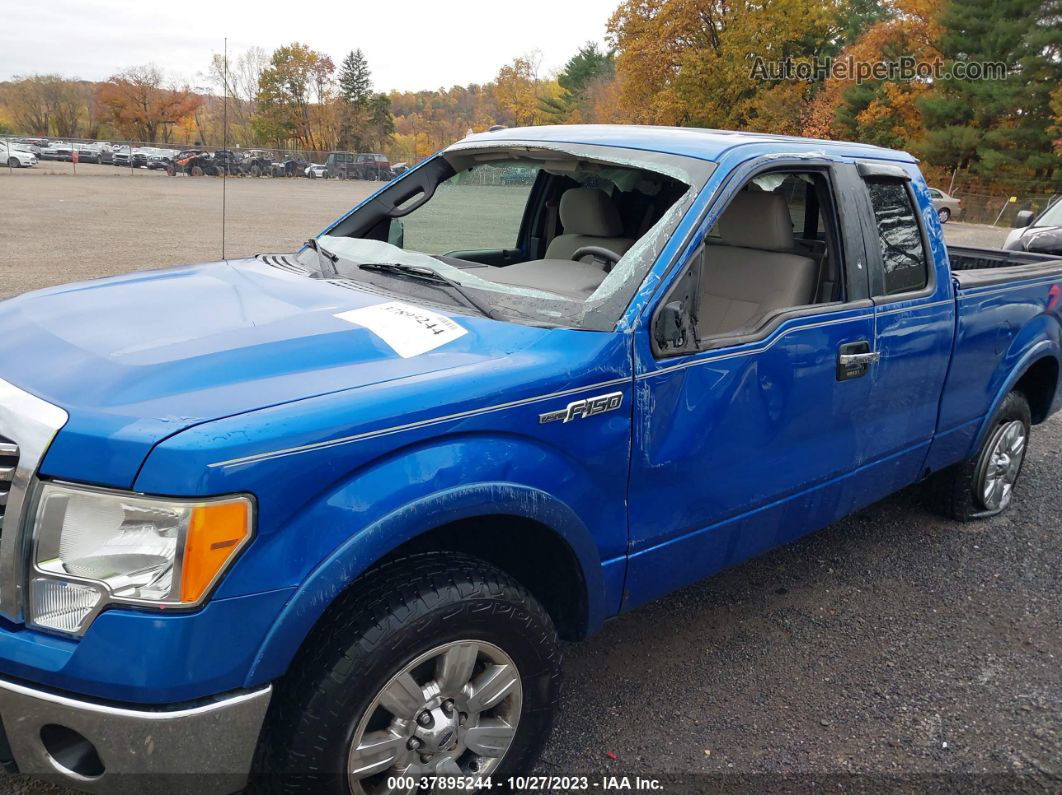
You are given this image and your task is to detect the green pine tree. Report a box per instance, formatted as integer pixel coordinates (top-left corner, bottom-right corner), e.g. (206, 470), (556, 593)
(918, 0), (1062, 181)
(541, 42), (614, 120)
(338, 49), (373, 108)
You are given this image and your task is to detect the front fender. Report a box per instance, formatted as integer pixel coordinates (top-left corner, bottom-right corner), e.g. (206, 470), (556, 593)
(244, 481), (606, 687)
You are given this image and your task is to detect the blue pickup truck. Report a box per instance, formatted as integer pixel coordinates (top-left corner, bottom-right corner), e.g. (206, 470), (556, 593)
(1, 125), (1060, 793)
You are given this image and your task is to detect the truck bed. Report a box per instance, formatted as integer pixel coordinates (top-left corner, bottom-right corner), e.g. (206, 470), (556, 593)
(949, 245), (1062, 287)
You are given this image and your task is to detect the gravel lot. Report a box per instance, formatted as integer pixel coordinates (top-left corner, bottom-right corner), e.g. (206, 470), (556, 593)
(1, 170), (1057, 793)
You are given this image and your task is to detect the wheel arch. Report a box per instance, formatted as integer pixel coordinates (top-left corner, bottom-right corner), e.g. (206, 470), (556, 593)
(244, 482), (605, 689)
(976, 341), (1060, 450)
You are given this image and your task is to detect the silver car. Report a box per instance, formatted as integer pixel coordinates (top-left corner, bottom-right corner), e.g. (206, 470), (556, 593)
(928, 188), (962, 223)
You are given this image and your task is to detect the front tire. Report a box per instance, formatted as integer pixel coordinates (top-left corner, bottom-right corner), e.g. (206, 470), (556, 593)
(256, 551), (562, 794)
(7, 157), (19, 168)
(926, 391), (1031, 521)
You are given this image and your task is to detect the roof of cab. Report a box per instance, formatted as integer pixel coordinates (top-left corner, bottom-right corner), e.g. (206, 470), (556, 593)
(458, 124), (915, 164)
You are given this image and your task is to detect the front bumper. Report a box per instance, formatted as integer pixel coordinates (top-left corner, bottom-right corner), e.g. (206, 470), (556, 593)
(0, 676), (271, 794)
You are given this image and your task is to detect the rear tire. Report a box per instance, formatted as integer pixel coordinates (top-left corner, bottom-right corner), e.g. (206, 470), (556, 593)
(926, 391), (1031, 521)
(255, 551), (562, 794)
(938, 207), (951, 223)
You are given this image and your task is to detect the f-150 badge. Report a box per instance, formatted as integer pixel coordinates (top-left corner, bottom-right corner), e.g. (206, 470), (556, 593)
(539, 391), (624, 424)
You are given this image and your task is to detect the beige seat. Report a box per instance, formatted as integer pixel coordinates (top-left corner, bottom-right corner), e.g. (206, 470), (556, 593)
(544, 188), (635, 261)
(699, 191), (819, 337)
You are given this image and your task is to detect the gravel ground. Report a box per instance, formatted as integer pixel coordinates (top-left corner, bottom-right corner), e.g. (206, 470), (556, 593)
(1, 170), (1056, 793)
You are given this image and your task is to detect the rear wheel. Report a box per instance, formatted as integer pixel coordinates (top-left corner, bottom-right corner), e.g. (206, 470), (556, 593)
(926, 390), (1031, 520)
(256, 551), (562, 794)
(938, 207), (951, 223)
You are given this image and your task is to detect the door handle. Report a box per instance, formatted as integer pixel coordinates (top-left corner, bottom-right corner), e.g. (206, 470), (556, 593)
(838, 351), (881, 366)
(837, 341), (878, 380)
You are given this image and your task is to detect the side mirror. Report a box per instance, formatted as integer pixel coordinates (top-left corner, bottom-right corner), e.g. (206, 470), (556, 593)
(388, 219), (405, 248)
(655, 301), (689, 350)
(1013, 210), (1035, 229)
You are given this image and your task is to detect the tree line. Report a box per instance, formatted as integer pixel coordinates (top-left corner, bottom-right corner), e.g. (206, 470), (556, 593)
(0, 0), (1058, 188)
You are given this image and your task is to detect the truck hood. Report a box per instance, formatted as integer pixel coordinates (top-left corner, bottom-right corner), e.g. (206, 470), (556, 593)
(0, 259), (545, 488)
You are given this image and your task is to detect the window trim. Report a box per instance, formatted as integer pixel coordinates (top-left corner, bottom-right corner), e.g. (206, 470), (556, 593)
(859, 172), (937, 304)
(649, 160), (866, 360)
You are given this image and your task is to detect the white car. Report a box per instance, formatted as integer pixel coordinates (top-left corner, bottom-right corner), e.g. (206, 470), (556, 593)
(1, 142), (37, 168)
(305, 164), (327, 178)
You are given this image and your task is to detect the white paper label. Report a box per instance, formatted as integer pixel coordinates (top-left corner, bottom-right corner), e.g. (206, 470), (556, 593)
(335, 301), (468, 358)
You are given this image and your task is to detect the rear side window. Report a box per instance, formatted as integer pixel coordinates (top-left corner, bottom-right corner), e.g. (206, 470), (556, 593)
(866, 179), (928, 295)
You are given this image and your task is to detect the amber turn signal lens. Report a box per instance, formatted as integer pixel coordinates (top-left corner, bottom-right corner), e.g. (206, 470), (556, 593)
(180, 499), (252, 603)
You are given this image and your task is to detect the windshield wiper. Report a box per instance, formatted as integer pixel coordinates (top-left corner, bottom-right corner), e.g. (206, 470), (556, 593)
(304, 238), (338, 278)
(358, 262), (494, 319)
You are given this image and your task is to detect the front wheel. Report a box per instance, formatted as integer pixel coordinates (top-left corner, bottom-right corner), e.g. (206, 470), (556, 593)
(256, 551), (562, 794)
(926, 390), (1030, 520)
(7, 157), (19, 168)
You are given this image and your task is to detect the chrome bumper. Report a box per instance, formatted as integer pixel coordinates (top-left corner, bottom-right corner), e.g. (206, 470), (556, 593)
(0, 677), (271, 794)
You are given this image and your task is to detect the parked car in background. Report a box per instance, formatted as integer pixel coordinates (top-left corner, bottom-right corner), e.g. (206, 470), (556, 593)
(72, 144), (102, 164)
(111, 145), (130, 167)
(1004, 196), (1062, 256)
(305, 163), (327, 178)
(40, 142), (72, 161)
(321, 150), (356, 178)
(927, 187), (962, 222)
(354, 152), (391, 180)
(10, 139), (42, 157)
(145, 150), (174, 170)
(0, 141), (37, 168)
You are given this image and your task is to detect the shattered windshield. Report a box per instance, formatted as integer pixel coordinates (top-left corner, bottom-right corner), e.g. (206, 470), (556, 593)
(297, 142), (714, 330)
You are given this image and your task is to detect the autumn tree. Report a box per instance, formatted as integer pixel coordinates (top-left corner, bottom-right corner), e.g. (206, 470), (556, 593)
(804, 0), (941, 147)
(254, 43), (336, 149)
(4, 75), (86, 137)
(607, 0), (842, 133)
(96, 66), (202, 142)
(207, 46), (270, 145)
(492, 53), (543, 127)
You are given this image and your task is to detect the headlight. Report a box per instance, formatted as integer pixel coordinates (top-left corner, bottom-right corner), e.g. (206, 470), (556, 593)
(29, 483), (253, 634)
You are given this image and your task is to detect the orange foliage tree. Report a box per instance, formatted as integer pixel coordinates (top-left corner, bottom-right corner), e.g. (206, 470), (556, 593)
(95, 66), (203, 142)
(803, 0), (942, 147)
(607, 0), (841, 133)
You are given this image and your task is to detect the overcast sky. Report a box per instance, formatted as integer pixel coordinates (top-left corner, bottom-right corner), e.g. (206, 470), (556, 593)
(0, 0), (619, 92)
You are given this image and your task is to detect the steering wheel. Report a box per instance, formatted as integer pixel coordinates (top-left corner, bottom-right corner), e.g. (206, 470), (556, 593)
(569, 245), (622, 271)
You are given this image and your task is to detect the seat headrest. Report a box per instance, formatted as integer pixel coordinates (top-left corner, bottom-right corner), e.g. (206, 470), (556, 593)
(718, 191), (795, 252)
(559, 188), (623, 238)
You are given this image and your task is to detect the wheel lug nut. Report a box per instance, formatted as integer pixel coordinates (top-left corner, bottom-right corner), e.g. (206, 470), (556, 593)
(442, 700), (455, 715)
(407, 737), (422, 750)
(420, 753), (433, 763)
(417, 711), (433, 726)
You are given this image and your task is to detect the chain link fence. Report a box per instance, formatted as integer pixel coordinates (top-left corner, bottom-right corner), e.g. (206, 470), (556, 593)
(940, 171), (1060, 227)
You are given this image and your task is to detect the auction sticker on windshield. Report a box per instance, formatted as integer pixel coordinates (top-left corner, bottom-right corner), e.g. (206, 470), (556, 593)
(335, 301), (468, 358)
